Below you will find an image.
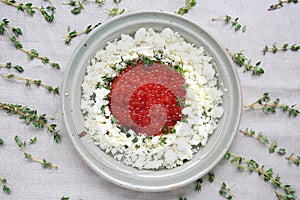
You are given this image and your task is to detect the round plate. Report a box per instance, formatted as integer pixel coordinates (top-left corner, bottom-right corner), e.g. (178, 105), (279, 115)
(62, 10), (242, 192)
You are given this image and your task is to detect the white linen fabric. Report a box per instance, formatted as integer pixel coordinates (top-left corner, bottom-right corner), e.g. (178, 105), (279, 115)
(0, 1), (299, 199)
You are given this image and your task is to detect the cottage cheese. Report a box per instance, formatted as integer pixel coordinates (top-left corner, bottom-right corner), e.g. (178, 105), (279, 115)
(81, 28), (223, 170)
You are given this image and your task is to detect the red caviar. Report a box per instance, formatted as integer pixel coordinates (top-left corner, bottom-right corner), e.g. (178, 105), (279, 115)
(109, 60), (186, 136)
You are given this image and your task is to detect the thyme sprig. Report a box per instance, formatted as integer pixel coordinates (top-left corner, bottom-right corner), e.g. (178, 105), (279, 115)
(106, 7), (125, 17)
(0, 62), (24, 73)
(64, 22), (101, 44)
(14, 135), (58, 168)
(0, 138), (3, 145)
(0, 176), (11, 194)
(226, 48), (264, 76)
(268, 0), (298, 11)
(0, 102), (61, 142)
(195, 173), (235, 200)
(1, 74), (60, 95)
(176, 0), (196, 15)
(246, 92), (299, 117)
(225, 151), (296, 200)
(240, 128), (300, 166)
(0, 19), (60, 69)
(212, 15), (246, 32)
(63, 0), (85, 14)
(0, 0), (55, 22)
(263, 43), (300, 55)
(10, 38), (60, 69)
(63, 0), (105, 15)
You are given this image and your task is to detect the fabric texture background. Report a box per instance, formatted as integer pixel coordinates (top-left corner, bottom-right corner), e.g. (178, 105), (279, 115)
(0, 1), (299, 199)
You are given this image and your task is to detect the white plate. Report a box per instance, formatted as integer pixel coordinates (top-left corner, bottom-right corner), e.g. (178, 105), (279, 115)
(62, 10), (242, 192)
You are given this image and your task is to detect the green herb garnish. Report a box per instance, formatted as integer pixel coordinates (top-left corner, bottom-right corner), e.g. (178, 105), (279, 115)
(246, 92), (299, 117)
(263, 43), (300, 55)
(226, 48), (264, 76)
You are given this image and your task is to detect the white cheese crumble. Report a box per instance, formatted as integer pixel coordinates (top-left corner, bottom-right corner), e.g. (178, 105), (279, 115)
(81, 28), (223, 170)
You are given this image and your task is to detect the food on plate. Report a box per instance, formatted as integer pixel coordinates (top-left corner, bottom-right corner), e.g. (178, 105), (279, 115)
(81, 28), (224, 169)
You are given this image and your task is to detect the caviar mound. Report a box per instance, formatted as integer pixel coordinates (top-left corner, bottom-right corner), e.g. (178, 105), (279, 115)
(109, 60), (186, 136)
